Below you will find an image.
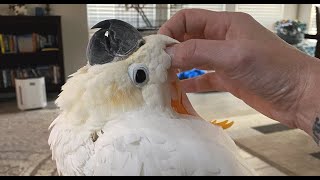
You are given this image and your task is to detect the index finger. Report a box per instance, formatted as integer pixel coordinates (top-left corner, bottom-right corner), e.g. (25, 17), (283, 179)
(158, 8), (231, 42)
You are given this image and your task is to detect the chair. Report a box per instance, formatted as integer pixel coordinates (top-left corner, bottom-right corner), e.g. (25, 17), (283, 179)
(304, 6), (320, 59)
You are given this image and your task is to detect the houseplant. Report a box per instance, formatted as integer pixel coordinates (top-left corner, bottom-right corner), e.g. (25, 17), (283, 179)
(274, 19), (307, 45)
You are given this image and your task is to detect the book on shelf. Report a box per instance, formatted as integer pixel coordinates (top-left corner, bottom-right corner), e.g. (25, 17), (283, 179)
(0, 65), (62, 89)
(0, 34), (19, 54)
(36, 65), (62, 85)
(0, 33), (59, 54)
(0, 69), (14, 88)
(53, 65), (61, 84)
(41, 48), (59, 51)
(17, 34), (35, 53)
(2, 70), (8, 88)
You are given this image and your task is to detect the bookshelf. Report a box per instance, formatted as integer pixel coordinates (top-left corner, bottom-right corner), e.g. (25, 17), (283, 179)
(0, 16), (65, 94)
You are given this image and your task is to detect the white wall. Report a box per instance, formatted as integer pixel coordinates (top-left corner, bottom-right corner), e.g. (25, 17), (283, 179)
(50, 4), (89, 78)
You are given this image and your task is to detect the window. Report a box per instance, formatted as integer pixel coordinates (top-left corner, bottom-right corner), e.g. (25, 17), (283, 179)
(87, 4), (287, 38)
(309, 4), (319, 34)
(235, 4), (284, 30)
(169, 4), (225, 17)
(87, 4), (156, 37)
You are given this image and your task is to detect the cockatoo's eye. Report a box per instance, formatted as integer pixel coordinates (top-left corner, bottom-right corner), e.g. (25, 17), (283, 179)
(128, 63), (149, 88)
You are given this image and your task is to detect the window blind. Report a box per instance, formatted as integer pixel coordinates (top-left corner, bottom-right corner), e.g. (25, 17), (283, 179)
(169, 4), (225, 18)
(87, 4), (156, 37)
(309, 4), (319, 34)
(87, 4), (286, 37)
(235, 4), (284, 30)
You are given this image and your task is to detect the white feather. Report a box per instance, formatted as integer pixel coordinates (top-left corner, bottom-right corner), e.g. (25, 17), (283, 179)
(48, 34), (256, 176)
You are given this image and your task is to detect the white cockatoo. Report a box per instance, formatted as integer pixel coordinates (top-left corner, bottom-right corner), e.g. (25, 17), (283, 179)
(48, 19), (256, 176)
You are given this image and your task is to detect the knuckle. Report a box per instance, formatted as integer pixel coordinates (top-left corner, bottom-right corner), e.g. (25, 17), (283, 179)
(230, 40), (251, 63)
(174, 9), (189, 18)
(177, 8), (194, 15)
(225, 40), (255, 75)
(235, 12), (255, 21)
(174, 8), (204, 18)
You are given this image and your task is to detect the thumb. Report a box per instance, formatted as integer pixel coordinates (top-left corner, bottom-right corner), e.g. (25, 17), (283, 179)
(165, 39), (242, 71)
(180, 71), (227, 93)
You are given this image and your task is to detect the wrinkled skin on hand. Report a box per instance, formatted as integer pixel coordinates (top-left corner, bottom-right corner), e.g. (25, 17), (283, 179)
(162, 9), (320, 137)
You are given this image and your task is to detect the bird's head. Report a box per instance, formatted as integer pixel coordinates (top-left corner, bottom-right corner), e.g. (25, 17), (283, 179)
(56, 19), (184, 127)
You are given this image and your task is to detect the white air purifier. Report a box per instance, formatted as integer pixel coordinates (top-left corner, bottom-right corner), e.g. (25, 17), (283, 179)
(15, 77), (47, 110)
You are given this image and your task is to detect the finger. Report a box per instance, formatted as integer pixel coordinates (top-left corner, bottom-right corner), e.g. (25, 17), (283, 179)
(158, 9), (231, 42)
(165, 39), (242, 71)
(194, 64), (215, 71)
(180, 71), (226, 93)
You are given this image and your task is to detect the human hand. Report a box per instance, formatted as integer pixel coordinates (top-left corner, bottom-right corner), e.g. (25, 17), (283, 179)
(159, 9), (320, 139)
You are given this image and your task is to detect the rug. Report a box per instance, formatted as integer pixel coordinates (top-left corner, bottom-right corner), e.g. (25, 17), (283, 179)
(228, 113), (320, 176)
(0, 101), (59, 176)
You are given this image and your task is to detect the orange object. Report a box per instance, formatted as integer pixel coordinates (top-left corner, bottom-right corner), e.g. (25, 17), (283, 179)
(170, 78), (233, 129)
(210, 120), (234, 129)
(170, 79), (190, 115)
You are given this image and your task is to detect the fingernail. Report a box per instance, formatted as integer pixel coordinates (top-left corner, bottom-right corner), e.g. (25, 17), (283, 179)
(165, 46), (175, 59)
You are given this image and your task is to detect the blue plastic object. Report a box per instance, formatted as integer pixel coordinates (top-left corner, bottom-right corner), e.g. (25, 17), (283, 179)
(177, 68), (206, 80)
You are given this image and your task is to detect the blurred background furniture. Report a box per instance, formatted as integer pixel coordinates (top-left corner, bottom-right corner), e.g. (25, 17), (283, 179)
(15, 77), (47, 110)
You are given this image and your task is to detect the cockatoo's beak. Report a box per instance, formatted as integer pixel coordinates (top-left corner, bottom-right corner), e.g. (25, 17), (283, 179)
(169, 70), (234, 130)
(87, 19), (145, 65)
